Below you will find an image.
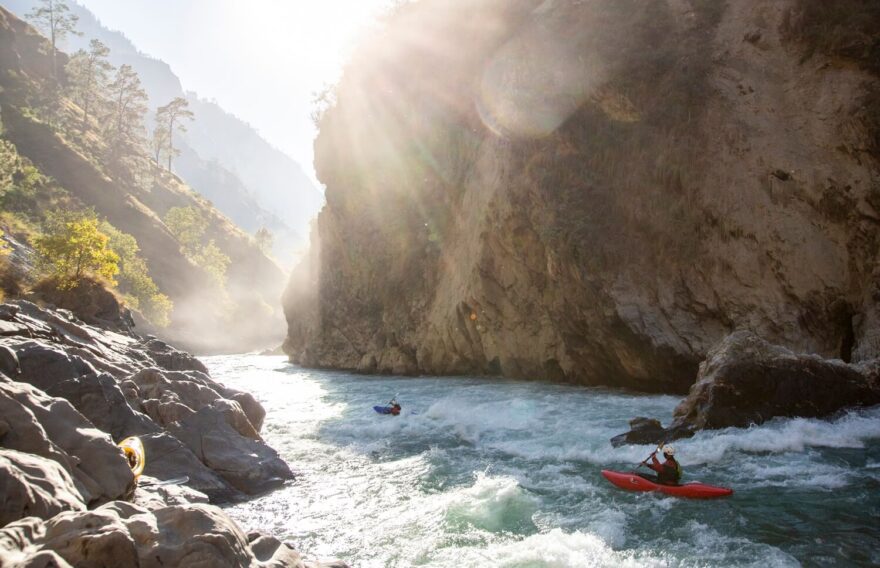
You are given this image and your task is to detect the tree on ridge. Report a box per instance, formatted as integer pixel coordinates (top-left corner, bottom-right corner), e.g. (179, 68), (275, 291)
(104, 64), (148, 169)
(26, 0), (81, 79)
(155, 97), (194, 172)
(66, 39), (114, 133)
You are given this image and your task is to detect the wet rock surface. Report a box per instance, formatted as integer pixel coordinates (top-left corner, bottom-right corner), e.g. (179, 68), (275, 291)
(612, 331), (880, 445)
(671, 331), (880, 431)
(0, 301), (338, 567)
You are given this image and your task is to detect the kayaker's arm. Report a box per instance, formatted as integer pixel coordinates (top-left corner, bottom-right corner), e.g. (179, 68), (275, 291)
(648, 453), (663, 473)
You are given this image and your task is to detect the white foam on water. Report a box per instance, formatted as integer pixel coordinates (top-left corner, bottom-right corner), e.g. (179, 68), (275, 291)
(208, 356), (880, 568)
(735, 459), (854, 490)
(442, 472), (539, 533)
(677, 408), (880, 463)
(427, 528), (663, 568)
(664, 521), (801, 568)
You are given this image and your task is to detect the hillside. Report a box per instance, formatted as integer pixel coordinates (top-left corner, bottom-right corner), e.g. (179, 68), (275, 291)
(3, 0), (324, 264)
(0, 6), (285, 352)
(284, 0), (880, 393)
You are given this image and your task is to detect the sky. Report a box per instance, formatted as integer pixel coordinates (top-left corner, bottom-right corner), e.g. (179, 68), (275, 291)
(77, 0), (393, 186)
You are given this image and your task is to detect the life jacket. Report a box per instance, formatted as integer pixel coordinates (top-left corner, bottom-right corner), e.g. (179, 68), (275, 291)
(659, 457), (682, 484)
(390, 405), (401, 415)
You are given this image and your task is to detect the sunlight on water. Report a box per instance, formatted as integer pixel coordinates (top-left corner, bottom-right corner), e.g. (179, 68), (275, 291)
(206, 356), (880, 567)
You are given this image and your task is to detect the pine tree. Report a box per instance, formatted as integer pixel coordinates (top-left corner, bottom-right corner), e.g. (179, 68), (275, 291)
(151, 123), (168, 167)
(26, 0), (82, 79)
(154, 97), (194, 172)
(104, 64), (148, 168)
(66, 39), (114, 133)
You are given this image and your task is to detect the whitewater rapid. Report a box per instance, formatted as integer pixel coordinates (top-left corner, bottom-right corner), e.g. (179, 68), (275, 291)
(206, 356), (880, 567)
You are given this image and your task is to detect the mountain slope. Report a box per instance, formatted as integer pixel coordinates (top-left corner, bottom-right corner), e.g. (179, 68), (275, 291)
(284, 0), (880, 393)
(4, 0), (324, 262)
(0, 6), (285, 352)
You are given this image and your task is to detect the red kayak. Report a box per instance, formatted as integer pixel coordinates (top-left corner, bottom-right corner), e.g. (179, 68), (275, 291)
(601, 470), (733, 499)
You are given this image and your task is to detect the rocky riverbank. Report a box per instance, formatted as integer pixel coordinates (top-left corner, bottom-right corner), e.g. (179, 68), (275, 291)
(0, 300), (343, 567)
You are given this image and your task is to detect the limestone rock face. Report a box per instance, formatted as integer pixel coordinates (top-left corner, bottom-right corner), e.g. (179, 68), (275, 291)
(0, 449), (86, 526)
(0, 501), (307, 568)
(285, 0), (880, 394)
(671, 331), (880, 430)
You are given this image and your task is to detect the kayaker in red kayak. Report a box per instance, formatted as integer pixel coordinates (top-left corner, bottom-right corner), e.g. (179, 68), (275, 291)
(639, 444), (681, 485)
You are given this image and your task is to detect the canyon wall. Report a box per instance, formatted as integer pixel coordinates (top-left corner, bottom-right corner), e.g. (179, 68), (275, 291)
(285, 0), (880, 393)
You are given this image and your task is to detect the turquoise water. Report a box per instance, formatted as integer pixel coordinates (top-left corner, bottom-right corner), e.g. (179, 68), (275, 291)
(207, 356), (880, 567)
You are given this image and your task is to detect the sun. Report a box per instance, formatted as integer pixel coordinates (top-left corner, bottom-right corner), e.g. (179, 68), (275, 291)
(232, 0), (393, 85)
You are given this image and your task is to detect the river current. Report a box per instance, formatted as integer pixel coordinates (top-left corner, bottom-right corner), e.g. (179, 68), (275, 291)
(205, 355), (880, 567)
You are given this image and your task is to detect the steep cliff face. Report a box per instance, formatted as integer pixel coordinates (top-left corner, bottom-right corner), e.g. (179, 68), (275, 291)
(285, 0), (880, 393)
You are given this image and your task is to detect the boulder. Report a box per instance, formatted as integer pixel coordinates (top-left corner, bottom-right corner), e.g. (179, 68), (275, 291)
(10, 340), (96, 392)
(46, 373), (159, 442)
(133, 476), (209, 511)
(0, 449), (85, 526)
(170, 402), (293, 495)
(609, 416), (695, 447)
(138, 433), (241, 502)
(0, 378), (135, 506)
(0, 501), (306, 568)
(229, 391), (266, 433)
(139, 338), (209, 374)
(0, 304), (20, 320)
(130, 367), (266, 436)
(140, 395), (195, 428)
(672, 331), (880, 431)
(0, 344), (20, 378)
(130, 368), (224, 414)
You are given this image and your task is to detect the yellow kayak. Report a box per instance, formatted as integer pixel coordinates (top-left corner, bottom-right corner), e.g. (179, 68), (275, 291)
(118, 436), (145, 478)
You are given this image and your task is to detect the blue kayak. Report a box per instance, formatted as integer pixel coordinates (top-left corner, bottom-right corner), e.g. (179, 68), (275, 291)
(374, 406), (396, 415)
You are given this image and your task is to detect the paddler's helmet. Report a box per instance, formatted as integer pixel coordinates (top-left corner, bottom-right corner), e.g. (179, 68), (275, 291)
(662, 445), (675, 456)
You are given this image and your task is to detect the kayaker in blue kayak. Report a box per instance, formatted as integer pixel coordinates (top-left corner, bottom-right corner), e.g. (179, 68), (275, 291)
(389, 399), (401, 416)
(639, 444), (681, 485)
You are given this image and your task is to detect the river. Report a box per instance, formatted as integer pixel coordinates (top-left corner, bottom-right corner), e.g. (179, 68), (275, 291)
(204, 355), (880, 567)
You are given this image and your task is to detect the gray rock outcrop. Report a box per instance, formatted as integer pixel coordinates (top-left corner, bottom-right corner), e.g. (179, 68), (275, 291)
(0, 502), (307, 568)
(611, 331), (880, 445)
(0, 300), (293, 500)
(0, 299), (337, 566)
(671, 331), (880, 430)
(0, 376), (135, 507)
